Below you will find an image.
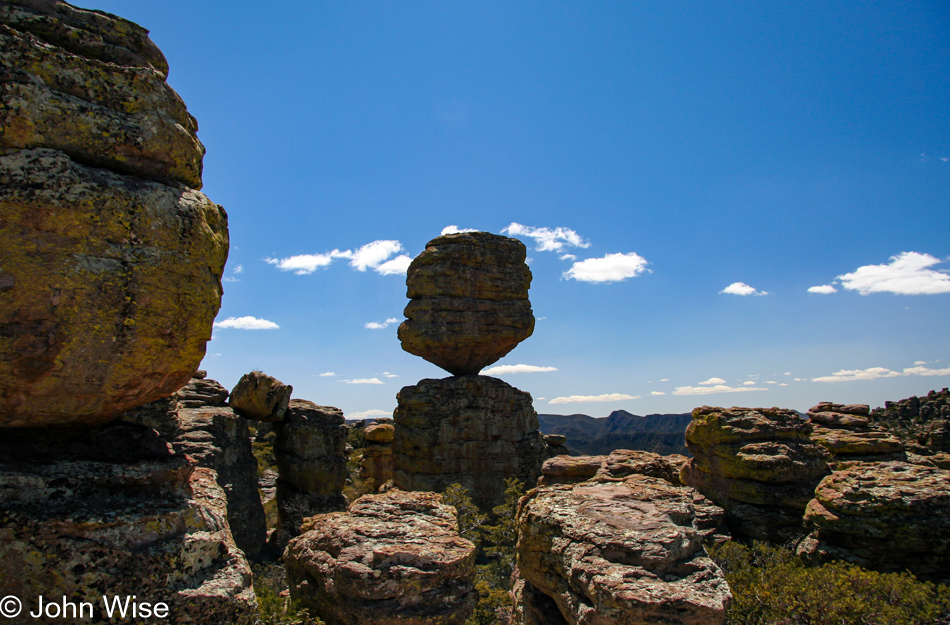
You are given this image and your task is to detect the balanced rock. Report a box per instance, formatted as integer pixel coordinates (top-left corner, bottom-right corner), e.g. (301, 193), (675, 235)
(284, 490), (478, 625)
(398, 232), (534, 375)
(229, 371), (293, 422)
(0, 2), (227, 428)
(393, 375), (547, 510)
(807, 402), (904, 468)
(797, 461), (950, 582)
(681, 406), (830, 542)
(515, 474), (731, 624)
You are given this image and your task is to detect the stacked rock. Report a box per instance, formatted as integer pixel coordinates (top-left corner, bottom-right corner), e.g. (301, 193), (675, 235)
(680, 406), (830, 542)
(806, 402), (905, 469)
(393, 232), (548, 510)
(360, 421), (395, 488)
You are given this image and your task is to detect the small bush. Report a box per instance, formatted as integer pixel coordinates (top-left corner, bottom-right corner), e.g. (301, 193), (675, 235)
(252, 563), (325, 625)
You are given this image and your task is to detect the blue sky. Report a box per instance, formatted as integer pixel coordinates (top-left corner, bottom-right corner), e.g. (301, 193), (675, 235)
(87, 1), (949, 418)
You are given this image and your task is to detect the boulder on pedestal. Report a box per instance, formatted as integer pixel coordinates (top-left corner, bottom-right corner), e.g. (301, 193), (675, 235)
(229, 371), (293, 422)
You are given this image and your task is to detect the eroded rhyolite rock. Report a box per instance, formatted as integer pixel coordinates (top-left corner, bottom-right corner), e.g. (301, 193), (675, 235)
(681, 406), (829, 542)
(797, 461), (950, 582)
(361, 422), (395, 488)
(0, 2), (227, 428)
(393, 375), (547, 510)
(229, 370), (293, 422)
(538, 450), (688, 487)
(515, 474), (731, 625)
(870, 388), (950, 456)
(806, 403), (904, 468)
(0, 426), (257, 624)
(398, 232), (534, 375)
(284, 489), (478, 625)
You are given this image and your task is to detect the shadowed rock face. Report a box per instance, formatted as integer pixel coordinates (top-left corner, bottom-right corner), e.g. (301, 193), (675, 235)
(398, 232), (534, 375)
(0, 1), (227, 428)
(284, 490), (478, 625)
(515, 474), (731, 625)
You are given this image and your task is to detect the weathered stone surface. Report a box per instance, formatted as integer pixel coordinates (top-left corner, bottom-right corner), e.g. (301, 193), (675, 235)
(365, 421), (395, 443)
(797, 461), (950, 582)
(681, 406), (829, 542)
(229, 370), (292, 422)
(177, 375), (229, 408)
(361, 423), (395, 488)
(543, 433), (567, 446)
(0, 427), (257, 624)
(284, 489), (478, 625)
(516, 474), (731, 624)
(398, 232), (534, 375)
(539, 450), (687, 487)
(870, 388), (950, 455)
(807, 402), (904, 468)
(273, 399), (347, 541)
(393, 375), (547, 511)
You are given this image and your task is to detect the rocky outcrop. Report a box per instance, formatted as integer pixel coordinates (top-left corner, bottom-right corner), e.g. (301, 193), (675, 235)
(680, 406), (830, 542)
(0, 1), (227, 428)
(871, 388), (950, 455)
(273, 399), (348, 542)
(393, 375), (547, 511)
(398, 232), (534, 375)
(515, 474), (731, 625)
(806, 402), (905, 468)
(539, 449), (689, 487)
(229, 371), (293, 422)
(361, 421), (394, 488)
(0, 424), (257, 624)
(797, 461), (950, 582)
(284, 489), (478, 625)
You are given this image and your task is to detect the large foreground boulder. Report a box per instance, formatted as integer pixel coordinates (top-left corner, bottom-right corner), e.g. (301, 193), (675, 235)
(284, 490), (478, 625)
(515, 474), (732, 624)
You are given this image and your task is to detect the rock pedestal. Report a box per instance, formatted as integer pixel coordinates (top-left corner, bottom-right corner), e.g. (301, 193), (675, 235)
(360, 421), (395, 487)
(284, 490), (478, 625)
(393, 375), (547, 511)
(806, 402), (905, 468)
(680, 406), (830, 542)
(0, 1), (228, 428)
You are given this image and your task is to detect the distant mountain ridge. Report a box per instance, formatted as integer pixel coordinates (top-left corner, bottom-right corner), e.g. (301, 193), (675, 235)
(539, 410), (693, 456)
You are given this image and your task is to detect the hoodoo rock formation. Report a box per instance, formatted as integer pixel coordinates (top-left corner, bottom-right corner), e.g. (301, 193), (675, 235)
(806, 402), (905, 468)
(0, 0), (228, 428)
(229, 370), (293, 422)
(360, 421), (395, 487)
(284, 490), (478, 625)
(871, 389), (950, 462)
(680, 406), (830, 542)
(398, 231), (534, 375)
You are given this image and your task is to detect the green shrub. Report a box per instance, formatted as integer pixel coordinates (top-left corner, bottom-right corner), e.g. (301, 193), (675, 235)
(709, 541), (950, 625)
(252, 563), (325, 625)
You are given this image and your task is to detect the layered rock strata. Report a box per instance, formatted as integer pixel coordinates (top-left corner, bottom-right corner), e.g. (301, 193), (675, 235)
(273, 399), (348, 542)
(680, 406), (830, 542)
(797, 461), (950, 582)
(398, 232), (534, 375)
(0, 0), (228, 427)
(0, 424), (257, 624)
(515, 474), (731, 625)
(284, 490), (478, 625)
(806, 402), (904, 468)
(393, 375), (547, 511)
(360, 421), (394, 488)
(871, 388), (950, 455)
(229, 370), (293, 422)
(539, 449), (689, 488)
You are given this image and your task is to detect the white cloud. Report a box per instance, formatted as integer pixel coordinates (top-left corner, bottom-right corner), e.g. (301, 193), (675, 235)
(742, 381), (756, 386)
(650, 391), (666, 396)
(699, 377), (727, 386)
(344, 378), (384, 385)
(233, 265), (244, 274)
(672, 384), (768, 396)
(559, 254), (577, 261)
(837, 252), (950, 295)
(660, 378), (669, 382)
(808, 284), (837, 294)
(213, 316), (279, 330)
(904, 365), (950, 377)
(779, 383), (788, 386)
(375, 254), (412, 275)
(266, 250), (350, 274)
(223, 276), (241, 283)
(549, 393), (640, 404)
(914, 360), (927, 365)
(365, 318), (400, 330)
(812, 367), (901, 383)
(535, 397), (547, 401)
(563, 252), (650, 283)
(766, 381), (777, 385)
(382, 372), (398, 378)
(318, 372), (336, 377)
(481, 364), (558, 375)
(784, 372), (791, 375)
(721, 282), (768, 296)
(794, 378), (806, 382)
(441, 225), (478, 235)
(349, 409), (392, 419)
(502, 223), (590, 252)
(349, 240), (403, 272)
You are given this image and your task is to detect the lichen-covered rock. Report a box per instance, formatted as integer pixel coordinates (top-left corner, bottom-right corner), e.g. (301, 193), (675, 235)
(806, 403), (904, 468)
(0, 2), (227, 428)
(516, 474), (731, 624)
(284, 489), (478, 625)
(229, 370), (293, 422)
(273, 399), (347, 542)
(365, 421), (395, 443)
(870, 389), (950, 456)
(393, 375), (547, 511)
(0, 426), (257, 625)
(681, 406), (829, 542)
(539, 450), (688, 487)
(797, 461), (950, 582)
(398, 232), (534, 375)
(361, 423), (395, 488)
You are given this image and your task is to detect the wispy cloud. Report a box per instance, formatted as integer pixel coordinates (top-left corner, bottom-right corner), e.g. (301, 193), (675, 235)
(672, 384), (767, 396)
(266, 250), (350, 274)
(267, 240), (410, 276)
(349, 408), (392, 419)
(835, 252), (950, 295)
(344, 378), (384, 385)
(481, 364), (558, 375)
(502, 223), (590, 252)
(549, 393), (640, 404)
(441, 225), (478, 235)
(721, 282), (768, 296)
(904, 364), (950, 376)
(808, 284), (837, 294)
(650, 391), (666, 396)
(213, 316), (279, 330)
(318, 372), (336, 377)
(812, 367), (901, 383)
(233, 265), (244, 274)
(563, 252), (650, 283)
(365, 318), (400, 330)
(382, 372), (398, 378)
